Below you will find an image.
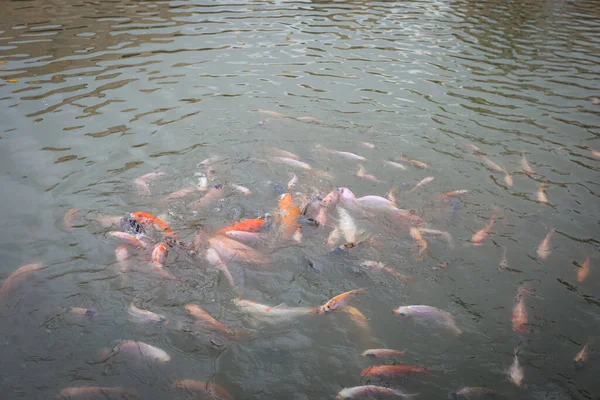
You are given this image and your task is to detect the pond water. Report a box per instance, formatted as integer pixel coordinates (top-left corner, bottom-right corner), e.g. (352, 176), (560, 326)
(1, 0), (599, 399)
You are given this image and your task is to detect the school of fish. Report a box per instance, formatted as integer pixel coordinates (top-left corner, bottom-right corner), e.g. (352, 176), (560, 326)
(2, 133), (595, 399)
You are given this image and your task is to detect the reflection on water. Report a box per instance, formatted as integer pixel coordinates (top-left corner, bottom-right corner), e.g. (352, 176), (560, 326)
(1, 0), (599, 398)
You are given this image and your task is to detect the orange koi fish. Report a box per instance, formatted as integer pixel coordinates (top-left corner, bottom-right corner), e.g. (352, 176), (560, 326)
(217, 218), (265, 234)
(185, 304), (230, 334)
(277, 193), (301, 239)
(577, 252), (590, 283)
(130, 211), (179, 240)
(471, 218), (494, 245)
(361, 365), (430, 378)
(317, 288), (367, 315)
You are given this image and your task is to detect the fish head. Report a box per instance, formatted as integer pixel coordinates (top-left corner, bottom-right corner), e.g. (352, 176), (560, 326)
(321, 190), (340, 207)
(392, 306), (410, 317)
(336, 187), (357, 203)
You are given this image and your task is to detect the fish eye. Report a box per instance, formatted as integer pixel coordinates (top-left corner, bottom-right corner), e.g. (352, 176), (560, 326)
(399, 312), (406, 316)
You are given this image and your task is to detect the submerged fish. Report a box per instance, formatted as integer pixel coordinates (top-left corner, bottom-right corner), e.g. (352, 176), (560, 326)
(191, 184), (224, 209)
(471, 218), (494, 245)
(317, 288), (367, 315)
(205, 247), (235, 287)
(338, 207), (358, 244)
(451, 386), (495, 399)
(266, 147), (299, 160)
(149, 242), (175, 279)
(361, 348), (406, 359)
(417, 228), (454, 248)
(217, 218), (266, 234)
(315, 144), (366, 161)
(171, 380), (233, 400)
(393, 305), (461, 335)
(503, 169), (513, 187)
(508, 353), (523, 387)
(577, 253), (590, 283)
(439, 189), (468, 199)
(573, 342), (588, 369)
(536, 228), (554, 260)
(233, 299), (314, 323)
(128, 303), (166, 324)
(0, 263), (43, 301)
(359, 142), (375, 149)
(397, 157), (429, 169)
(361, 365), (430, 378)
(386, 160), (407, 170)
(499, 246), (508, 269)
(408, 176), (434, 193)
(356, 164), (379, 182)
(185, 303), (238, 336)
(65, 307), (97, 317)
(512, 292), (528, 334)
(133, 172), (166, 196)
(297, 115), (323, 123)
(343, 305), (371, 337)
(209, 236), (269, 265)
(230, 183), (251, 195)
(272, 156), (311, 170)
(337, 385), (416, 399)
(99, 339), (170, 363)
(56, 386), (136, 399)
(64, 208), (79, 231)
(521, 155), (535, 175)
(536, 184), (548, 203)
(164, 186), (198, 200)
(359, 261), (412, 283)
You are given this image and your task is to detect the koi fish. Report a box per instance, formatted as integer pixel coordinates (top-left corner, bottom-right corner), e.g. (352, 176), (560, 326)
(577, 253), (590, 283)
(359, 142), (375, 149)
(63, 208), (79, 231)
(361, 365), (430, 378)
(271, 156), (311, 170)
(130, 211), (179, 240)
(361, 349), (406, 359)
(471, 218), (494, 245)
(536, 228), (554, 260)
(574, 342), (588, 369)
(297, 115), (323, 123)
(386, 188), (396, 203)
(315, 144), (366, 161)
(439, 189), (468, 199)
(185, 303), (230, 334)
(230, 183), (251, 195)
(521, 155), (535, 174)
(128, 303), (166, 324)
(99, 340), (170, 363)
(277, 193), (301, 239)
(359, 261), (413, 283)
(287, 173), (298, 190)
(191, 184), (224, 209)
(508, 353), (523, 387)
(205, 248), (235, 287)
(397, 157), (429, 169)
(356, 164), (378, 182)
(410, 227), (430, 260)
(451, 387), (495, 399)
(478, 155), (504, 172)
(108, 231), (147, 248)
(218, 218), (266, 234)
(56, 387), (136, 399)
(209, 236), (269, 265)
(408, 177), (434, 193)
(171, 380), (233, 400)
(537, 184), (548, 203)
(96, 215), (123, 227)
(0, 263), (43, 301)
(133, 172), (166, 196)
(343, 305), (370, 337)
(512, 292), (528, 334)
(266, 147), (299, 160)
(233, 299), (314, 324)
(164, 186), (198, 200)
(257, 109), (287, 119)
(317, 288), (367, 315)
(338, 207), (358, 244)
(337, 385), (416, 399)
(393, 305), (461, 335)
(65, 307), (97, 317)
(503, 169), (513, 187)
(417, 228), (454, 248)
(198, 156), (221, 166)
(224, 230), (263, 244)
(386, 160), (407, 170)
(150, 242), (175, 279)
